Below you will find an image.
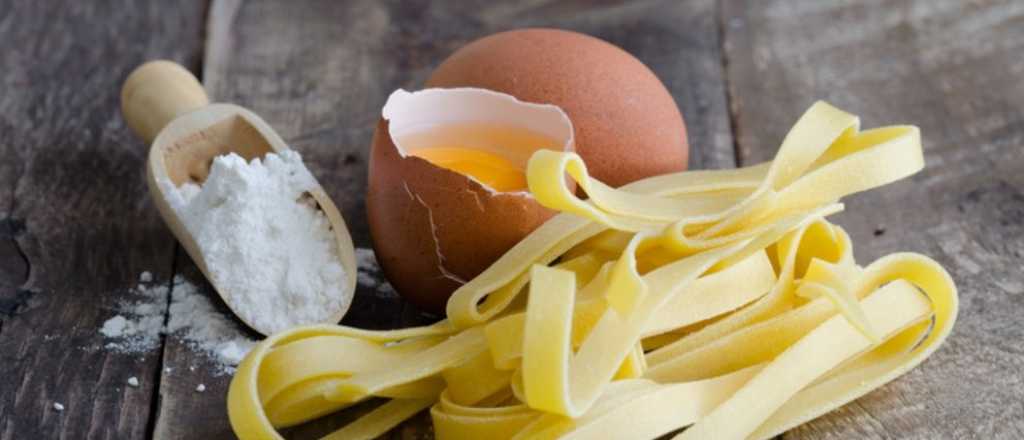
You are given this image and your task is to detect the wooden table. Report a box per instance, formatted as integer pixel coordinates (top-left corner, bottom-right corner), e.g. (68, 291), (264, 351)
(1, 1), (1021, 438)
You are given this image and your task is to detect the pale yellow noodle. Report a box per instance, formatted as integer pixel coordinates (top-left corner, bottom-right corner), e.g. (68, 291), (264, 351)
(227, 101), (956, 440)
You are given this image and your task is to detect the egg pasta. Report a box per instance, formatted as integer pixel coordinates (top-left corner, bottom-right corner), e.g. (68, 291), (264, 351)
(227, 101), (957, 440)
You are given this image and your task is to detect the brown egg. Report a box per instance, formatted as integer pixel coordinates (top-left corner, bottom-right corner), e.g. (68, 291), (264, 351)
(367, 89), (575, 313)
(427, 28), (689, 189)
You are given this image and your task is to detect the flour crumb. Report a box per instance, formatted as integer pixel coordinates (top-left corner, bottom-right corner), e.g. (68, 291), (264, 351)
(196, 384), (206, 393)
(159, 151), (351, 335)
(355, 247), (398, 298)
(214, 340), (252, 366)
(53, 402), (64, 412)
(127, 376), (139, 387)
(100, 316), (128, 338)
(139, 271), (153, 283)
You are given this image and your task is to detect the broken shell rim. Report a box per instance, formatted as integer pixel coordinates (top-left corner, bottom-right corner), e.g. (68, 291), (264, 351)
(380, 87), (576, 196)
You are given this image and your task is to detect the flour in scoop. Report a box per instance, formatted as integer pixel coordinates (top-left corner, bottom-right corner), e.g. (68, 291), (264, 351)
(161, 150), (349, 334)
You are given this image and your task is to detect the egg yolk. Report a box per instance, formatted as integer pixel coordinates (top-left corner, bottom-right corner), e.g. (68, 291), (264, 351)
(410, 147), (527, 192)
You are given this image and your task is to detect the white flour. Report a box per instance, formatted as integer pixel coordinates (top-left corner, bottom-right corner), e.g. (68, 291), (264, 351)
(101, 273), (256, 374)
(99, 248), (393, 374)
(355, 247), (398, 298)
(100, 273), (168, 352)
(160, 150), (349, 335)
(166, 277), (256, 370)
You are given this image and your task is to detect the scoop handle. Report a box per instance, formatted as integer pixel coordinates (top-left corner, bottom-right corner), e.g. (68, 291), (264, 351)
(121, 60), (210, 144)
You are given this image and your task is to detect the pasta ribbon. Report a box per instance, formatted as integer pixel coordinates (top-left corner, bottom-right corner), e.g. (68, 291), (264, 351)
(227, 101), (956, 440)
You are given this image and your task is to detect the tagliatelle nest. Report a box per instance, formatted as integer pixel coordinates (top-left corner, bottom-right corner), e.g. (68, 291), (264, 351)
(227, 101), (957, 440)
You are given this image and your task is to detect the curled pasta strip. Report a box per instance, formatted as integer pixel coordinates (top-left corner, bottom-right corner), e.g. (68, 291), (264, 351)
(227, 101), (955, 440)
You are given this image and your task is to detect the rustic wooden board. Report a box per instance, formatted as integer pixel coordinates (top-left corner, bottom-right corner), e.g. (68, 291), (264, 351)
(0, 1), (206, 439)
(4, 0), (1018, 438)
(722, 0), (1024, 438)
(150, 0), (736, 438)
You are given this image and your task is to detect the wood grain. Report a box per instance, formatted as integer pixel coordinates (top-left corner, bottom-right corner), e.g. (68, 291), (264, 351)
(0, 1), (206, 439)
(152, 250), (260, 440)
(4, 0), (1017, 438)
(150, 0), (735, 438)
(721, 0), (1024, 438)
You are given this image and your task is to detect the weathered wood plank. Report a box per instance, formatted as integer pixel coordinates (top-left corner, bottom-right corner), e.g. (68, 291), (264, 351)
(0, 1), (206, 439)
(722, 0), (1024, 438)
(152, 0), (735, 438)
(151, 250), (259, 440)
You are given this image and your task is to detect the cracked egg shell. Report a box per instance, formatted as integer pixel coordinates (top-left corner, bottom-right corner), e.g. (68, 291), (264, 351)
(366, 88), (575, 313)
(427, 28), (688, 188)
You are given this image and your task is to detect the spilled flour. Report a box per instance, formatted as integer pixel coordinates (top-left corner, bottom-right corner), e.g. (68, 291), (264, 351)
(165, 277), (257, 370)
(355, 247), (398, 298)
(99, 274), (170, 353)
(100, 249), (395, 374)
(101, 273), (255, 374)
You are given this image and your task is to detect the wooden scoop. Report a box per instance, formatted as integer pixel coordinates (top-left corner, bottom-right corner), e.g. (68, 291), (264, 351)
(121, 60), (357, 336)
